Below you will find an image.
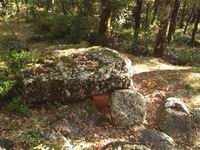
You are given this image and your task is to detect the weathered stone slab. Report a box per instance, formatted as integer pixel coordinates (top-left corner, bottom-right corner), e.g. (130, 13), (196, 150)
(22, 46), (133, 103)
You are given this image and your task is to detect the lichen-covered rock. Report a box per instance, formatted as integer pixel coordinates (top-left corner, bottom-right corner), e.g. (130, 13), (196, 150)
(158, 97), (191, 134)
(192, 107), (200, 124)
(110, 89), (146, 127)
(141, 129), (176, 150)
(164, 97), (189, 114)
(22, 46), (133, 103)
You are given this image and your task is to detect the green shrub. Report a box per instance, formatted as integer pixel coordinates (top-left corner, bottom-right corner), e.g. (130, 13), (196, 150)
(0, 34), (26, 51)
(0, 50), (40, 98)
(32, 14), (71, 42)
(50, 15), (71, 39)
(178, 49), (200, 65)
(32, 13), (98, 44)
(67, 15), (99, 43)
(20, 128), (41, 147)
(173, 33), (190, 45)
(7, 96), (30, 115)
(0, 79), (16, 97)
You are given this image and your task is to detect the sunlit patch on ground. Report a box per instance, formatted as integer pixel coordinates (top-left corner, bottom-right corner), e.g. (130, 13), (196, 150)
(126, 54), (192, 74)
(185, 73), (200, 92)
(184, 73), (200, 109)
(133, 63), (191, 74)
(187, 95), (200, 109)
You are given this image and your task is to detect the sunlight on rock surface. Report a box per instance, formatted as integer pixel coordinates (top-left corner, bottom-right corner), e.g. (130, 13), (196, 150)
(22, 46), (134, 103)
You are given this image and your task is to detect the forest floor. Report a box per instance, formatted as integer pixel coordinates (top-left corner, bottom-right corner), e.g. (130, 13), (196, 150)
(0, 22), (200, 149)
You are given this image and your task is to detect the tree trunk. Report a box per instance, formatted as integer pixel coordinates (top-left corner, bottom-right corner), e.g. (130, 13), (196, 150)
(184, 5), (195, 34)
(154, 0), (171, 57)
(59, 0), (67, 15)
(151, 0), (158, 24)
(46, 0), (53, 12)
(191, 9), (197, 23)
(97, 0), (112, 46)
(134, 0), (143, 41)
(167, 0), (181, 42)
(179, 0), (187, 28)
(190, 8), (200, 47)
(145, 2), (150, 33)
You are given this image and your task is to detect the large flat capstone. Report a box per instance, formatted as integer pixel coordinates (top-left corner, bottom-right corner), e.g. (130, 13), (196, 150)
(22, 46), (134, 103)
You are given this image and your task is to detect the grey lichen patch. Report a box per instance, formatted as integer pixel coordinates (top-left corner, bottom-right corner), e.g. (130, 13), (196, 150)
(22, 46), (134, 103)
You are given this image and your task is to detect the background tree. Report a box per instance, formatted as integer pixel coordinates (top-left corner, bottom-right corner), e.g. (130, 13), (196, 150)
(179, 0), (188, 28)
(154, 0), (172, 57)
(145, 1), (151, 32)
(134, 0), (143, 41)
(151, 0), (158, 24)
(97, 0), (112, 46)
(190, 7), (200, 46)
(183, 5), (195, 34)
(167, 0), (181, 42)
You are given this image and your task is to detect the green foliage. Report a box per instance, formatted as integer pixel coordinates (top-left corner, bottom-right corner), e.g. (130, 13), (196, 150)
(20, 128), (60, 149)
(173, 33), (191, 45)
(32, 12), (98, 43)
(0, 33), (26, 51)
(33, 13), (71, 41)
(0, 80), (16, 98)
(0, 50), (40, 98)
(20, 128), (41, 147)
(7, 96), (30, 115)
(178, 49), (200, 65)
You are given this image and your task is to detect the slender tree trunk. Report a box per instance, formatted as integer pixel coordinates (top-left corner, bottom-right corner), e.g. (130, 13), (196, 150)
(97, 0), (112, 46)
(151, 0), (158, 24)
(167, 0), (181, 42)
(179, 0), (187, 28)
(154, 0), (171, 57)
(134, 0), (143, 41)
(190, 8), (200, 47)
(191, 9), (197, 23)
(46, 0), (52, 12)
(145, 2), (150, 32)
(184, 5), (195, 34)
(59, 0), (67, 15)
